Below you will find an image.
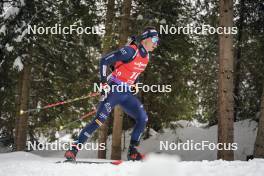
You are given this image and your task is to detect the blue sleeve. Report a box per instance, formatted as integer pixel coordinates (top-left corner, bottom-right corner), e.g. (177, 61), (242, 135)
(99, 46), (136, 83)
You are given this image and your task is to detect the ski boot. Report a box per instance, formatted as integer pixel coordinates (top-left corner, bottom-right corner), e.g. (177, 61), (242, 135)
(127, 141), (145, 161)
(64, 145), (79, 161)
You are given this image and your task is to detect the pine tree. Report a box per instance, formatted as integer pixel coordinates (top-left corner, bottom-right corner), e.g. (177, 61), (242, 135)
(15, 64), (31, 151)
(98, 0), (116, 159)
(254, 85), (264, 157)
(111, 0), (132, 160)
(233, 0), (245, 121)
(254, 84), (264, 158)
(217, 0), (234, 160)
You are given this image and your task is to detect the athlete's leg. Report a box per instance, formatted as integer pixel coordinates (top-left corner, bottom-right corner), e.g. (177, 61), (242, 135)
(120, 93), (148, 160)
(76, 92), (120, 144)
(120, 94), (148, 144)
(65, 89), (124, 160)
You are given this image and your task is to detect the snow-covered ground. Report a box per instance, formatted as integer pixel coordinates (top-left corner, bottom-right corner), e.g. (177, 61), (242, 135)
(0, 151), (263, 176)
(27, 119), (257, 161)
(140, 119), (258, 161)
(0, 119), (261, 176)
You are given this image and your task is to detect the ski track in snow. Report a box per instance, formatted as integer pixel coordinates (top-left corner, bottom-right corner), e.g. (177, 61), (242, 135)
(0, 152), (263, 176)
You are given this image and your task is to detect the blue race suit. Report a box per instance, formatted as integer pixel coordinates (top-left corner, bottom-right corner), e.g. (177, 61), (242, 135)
(76, 44), (149, 145)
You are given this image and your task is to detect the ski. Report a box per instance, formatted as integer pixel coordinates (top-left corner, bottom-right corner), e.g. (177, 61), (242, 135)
(55, 159), (123, 165)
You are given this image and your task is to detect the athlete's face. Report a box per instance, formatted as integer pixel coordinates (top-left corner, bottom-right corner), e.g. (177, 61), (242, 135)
(143, 36), (159, 52)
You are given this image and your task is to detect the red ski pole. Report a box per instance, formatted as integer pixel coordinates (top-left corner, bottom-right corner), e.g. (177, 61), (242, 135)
(59, 108), (97, 130)
(20, 92), (100, 115)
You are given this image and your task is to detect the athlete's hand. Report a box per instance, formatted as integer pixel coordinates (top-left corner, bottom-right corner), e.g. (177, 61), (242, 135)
(100, 82), (110, 101)
(130, 84), (139, 94)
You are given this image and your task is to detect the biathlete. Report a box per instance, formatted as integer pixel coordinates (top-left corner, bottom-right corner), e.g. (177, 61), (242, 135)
(64, 27), (159, 161)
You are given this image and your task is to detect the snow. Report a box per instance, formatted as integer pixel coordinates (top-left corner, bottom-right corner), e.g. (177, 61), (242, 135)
(0, 152), (264, 176)
(137, 154), (264, 176)
(20, 0), (25, 6)
(0, 25), (6, 35)
(139, 119), (257, 161)
(5, 43), (14, 52)
(0, 119), (261, 175)
(20, 119), (257, 162)
(13, 56), (24, 71)
(36, 102), (41, 110)
(0, 60), (4, 67)
(160, 19), (167, 24)
(1, 0), (25, 19)
(137, 15), (143, 20)
(1, 6), (20, 19)
(13, 28), (28, 42)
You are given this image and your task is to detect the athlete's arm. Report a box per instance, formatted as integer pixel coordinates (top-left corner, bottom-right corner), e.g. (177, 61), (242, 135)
(99, 46), (136, 83)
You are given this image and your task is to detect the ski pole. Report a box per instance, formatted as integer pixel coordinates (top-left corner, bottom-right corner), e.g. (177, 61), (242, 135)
(59, 108), (97, 130)
(20, 92), (100, 115)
